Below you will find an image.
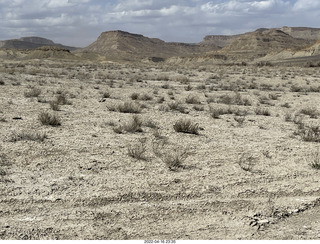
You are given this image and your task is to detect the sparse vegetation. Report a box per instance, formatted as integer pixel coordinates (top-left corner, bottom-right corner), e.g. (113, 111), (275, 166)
(38, 112), (61, 126)
(9, 131), (47, 142)
(255, 107), (271, 116)
(127, 138), (147, 160)
(284, 113), (293, 122)
(108, 101), (143, 113)
(234, 116), (246, 126)
(296, 125), (320, 142)
(144, 119), (159, 129)
(281, 102), (291, 108)
(56, 93), (72, 105)
(237, 153), (258, 172)
(299, 107), (319, 119)
(152, 140), (192, 171)
(210, 106), (231, 118)
(139, 94), (153, 101)
(160, 149), (190, 171)
(24, 87), (41, 98)
(185, 94), (201, 104)
(157, 96), (165, 103)
(310, 151), (320, 169)
(268, 93), (279, 100)
(168, 102), (187, 113)
(173, 119), (200, 135)
(102, 91), (110, 98)
(3, 46), (320, 239)
(113, 115), (143, 133)
(209, 106), (248, 118)
(130, 92), (140, 100)
(49, 100), (60, 111)
(217, 92), (252, 106)
(0, 153), (10, 176)
(193, 105), (204, 111)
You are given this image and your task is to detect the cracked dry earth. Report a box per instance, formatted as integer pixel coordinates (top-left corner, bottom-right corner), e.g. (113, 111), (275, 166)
(1, 60), (320, 239)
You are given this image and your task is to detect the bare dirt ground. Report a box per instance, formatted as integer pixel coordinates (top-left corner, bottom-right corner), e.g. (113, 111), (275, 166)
(1, 60), (320, 240)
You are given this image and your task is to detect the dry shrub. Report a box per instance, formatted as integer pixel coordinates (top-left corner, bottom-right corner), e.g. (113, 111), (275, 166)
(49, 101), (60, 111)
(56, 94), (72, 105)
(237, 153), (258, 172)
(217, 92), (252, 106)
(24, 87), (41, 98)
(130, 93), (140, 100)
(234, 116), (246, 126)
(173, 119), (199, 135)
(38, 112), (61, 126)
(113, 115), (143, 134)
(210, 107), (231, 119)
(102, 91), (110, 98)
(130, 93), (153, 101)
(185, 84), (193, 91)
(299, 107), (319, 119)
(255, 107), (271, 116)
(157, 96), (165, 104)
(185, 95), (201, 104)
(127, 138), (147, 160)
(168, 102), (187, 114)
(109, 102), (143, 114)
(310, 151), (320, 169)
(152, 139), (192, 171)
(193, 105), (204, 111)
(297, 125), (320, 142)
(10, 131), (47, 142)
(139, 94), (153, 101)
(144, 119), (159, 129)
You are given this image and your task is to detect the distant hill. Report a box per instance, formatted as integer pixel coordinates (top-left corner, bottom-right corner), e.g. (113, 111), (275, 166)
(0, 36), (77, 51)
(279, 26), (320, 40)
(0, 46), (80, 60)
(78, 28), (319, 62)
(256, 38), (320, 64)
(166, 27), (320, 65)
(1, 27), (320, 64)
(77, 30), (220, 61)
(25, 46), (80, 60)
(201, 27), (320, 48)
(217, 29), (314, 61)
(200, 34), (242, 48)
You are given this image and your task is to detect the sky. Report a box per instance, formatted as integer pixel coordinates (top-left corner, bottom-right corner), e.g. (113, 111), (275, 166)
(0, 0), (319, 47)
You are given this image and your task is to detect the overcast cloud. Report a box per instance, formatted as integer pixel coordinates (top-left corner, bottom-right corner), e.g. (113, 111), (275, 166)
(0, 0), (319, 47)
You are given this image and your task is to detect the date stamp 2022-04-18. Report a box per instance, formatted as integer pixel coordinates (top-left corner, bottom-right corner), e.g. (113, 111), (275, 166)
(144, 240), (177, 244)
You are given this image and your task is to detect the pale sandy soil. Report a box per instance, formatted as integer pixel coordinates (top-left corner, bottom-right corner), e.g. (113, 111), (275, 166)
(1, 60), (320, 240)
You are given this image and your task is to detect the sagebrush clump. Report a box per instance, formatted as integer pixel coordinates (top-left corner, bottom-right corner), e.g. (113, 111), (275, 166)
(127, 138), (147, 160)
(113, 115), (143, 134)
(108, 101), (143, 114)
(38, 112), (61, 126)
(173, 119), (200, 135)
(152, 140), (192, 171)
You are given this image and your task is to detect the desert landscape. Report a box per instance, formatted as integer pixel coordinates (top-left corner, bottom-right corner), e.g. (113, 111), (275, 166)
(1, 27), (320, 240)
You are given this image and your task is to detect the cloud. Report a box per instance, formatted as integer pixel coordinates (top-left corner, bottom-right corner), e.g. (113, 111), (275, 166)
(202, 0), (290, 14)
(114, 0), (153, 11)
(47, 0), (70, 8)
(0, 0), (319, 47)
(293, 0), (320, 11)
